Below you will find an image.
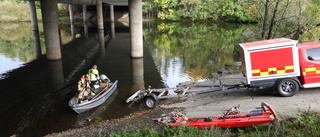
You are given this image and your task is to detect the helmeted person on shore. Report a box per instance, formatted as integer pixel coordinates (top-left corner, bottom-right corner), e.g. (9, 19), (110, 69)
(87, 65), (100, 89)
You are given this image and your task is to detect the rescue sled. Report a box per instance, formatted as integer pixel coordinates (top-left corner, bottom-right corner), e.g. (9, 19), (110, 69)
(69, 75), (118, 114)
(155, 102), (278, 129)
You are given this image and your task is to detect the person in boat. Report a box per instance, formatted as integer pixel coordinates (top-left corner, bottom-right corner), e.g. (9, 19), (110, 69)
(87, 65), (100, 89)
(84, 74), (96, 96)
(77, 75), (90, 103)
(77, 75), (85, 93)
(78, 74), (97, 103)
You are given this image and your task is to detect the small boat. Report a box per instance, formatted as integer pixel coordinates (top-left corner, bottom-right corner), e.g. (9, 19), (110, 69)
(156, 102), (278, 129)
(74, 88), (118, 127)
(69, 79), (118, 114)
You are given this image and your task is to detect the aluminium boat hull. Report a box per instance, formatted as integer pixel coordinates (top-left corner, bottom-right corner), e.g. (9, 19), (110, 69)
(69, 80), (118, 114)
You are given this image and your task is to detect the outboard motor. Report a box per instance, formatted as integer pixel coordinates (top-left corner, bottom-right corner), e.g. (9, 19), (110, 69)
(100, 74), (110, 83)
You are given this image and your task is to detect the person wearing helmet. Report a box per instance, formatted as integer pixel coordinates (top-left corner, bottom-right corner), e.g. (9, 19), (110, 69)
(77, 75), (85, 93)
(77, 75), (90, 103)
(87, 65), (100, 89)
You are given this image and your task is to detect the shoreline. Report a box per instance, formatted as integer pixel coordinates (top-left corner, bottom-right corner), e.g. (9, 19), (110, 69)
(46, 73), (320, 136)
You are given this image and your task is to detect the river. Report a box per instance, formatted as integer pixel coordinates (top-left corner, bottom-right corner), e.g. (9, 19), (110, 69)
(0, 21), (315, 136)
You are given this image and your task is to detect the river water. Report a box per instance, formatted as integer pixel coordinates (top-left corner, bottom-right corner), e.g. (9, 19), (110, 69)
(0, 21), (314, 136)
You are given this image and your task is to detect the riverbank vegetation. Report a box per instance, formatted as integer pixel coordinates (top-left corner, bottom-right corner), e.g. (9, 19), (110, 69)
(0, 0), (72, 22)
(1, 0), (320, 40)
(108, 111), (320, 137)
(0, 0), (30, 22)
(2, 0), (319, 40)
(143, 0), (320, 40)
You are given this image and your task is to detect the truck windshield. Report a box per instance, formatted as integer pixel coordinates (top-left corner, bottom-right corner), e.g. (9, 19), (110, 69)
(306, 48), (320, 61)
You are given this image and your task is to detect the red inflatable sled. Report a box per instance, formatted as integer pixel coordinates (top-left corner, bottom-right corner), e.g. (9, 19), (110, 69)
(155, 102), (278, 129)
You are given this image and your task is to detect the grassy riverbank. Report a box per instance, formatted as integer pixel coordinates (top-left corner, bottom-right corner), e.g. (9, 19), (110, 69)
(107, 111), (320, 137)
(47, 105), (320, 137)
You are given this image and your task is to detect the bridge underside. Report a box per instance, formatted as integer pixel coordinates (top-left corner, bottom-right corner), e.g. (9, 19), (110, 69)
(25, 0), (128, 6)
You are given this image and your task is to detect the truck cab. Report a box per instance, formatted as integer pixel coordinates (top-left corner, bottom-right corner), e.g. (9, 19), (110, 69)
(298, 42), (320, 88)
(240, 38), (320, 97)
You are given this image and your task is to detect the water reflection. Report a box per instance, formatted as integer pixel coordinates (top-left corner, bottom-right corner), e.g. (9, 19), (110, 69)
(0, 23), (44, 75)
(47, 60), (64, 91)
(32, 30), (42, 59)
(131, 58), (145, 93)
(143, 22), (247, 87)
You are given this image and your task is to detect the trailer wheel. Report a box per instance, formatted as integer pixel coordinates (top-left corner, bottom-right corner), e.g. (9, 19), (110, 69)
(145, 97), (156, 109)
(276, 79), (299, 97)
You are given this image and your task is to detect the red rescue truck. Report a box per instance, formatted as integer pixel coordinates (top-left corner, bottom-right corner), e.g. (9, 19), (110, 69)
(240, 38), (320, 97)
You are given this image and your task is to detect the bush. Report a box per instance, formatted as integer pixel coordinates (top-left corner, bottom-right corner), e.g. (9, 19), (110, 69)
(0, 0), (30, 22)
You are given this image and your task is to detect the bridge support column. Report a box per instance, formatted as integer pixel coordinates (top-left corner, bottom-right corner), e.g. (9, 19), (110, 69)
(110, 5), (114, 22)
(83, 5), (87, 23)
(68, 5), (74, 23)
(69, 5), (75, 39)
(40, 0), (61, 60)
(96, 1), (104, 30)
(130, 58), (145, 93)
(28, 0), (41, 59)
(83, 5), (88, 38)
(98, 30), (105, 56)
(111, 21), (115, 39)
(129, 0), (143, 58)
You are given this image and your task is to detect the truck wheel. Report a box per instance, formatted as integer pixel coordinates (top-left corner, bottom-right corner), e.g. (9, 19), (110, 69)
(276, 79), (299, 97)
(145, 97), (156, 109)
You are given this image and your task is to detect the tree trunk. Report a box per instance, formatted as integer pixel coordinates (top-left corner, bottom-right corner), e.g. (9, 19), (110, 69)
(261, 0), (269, 39)
(267, 0), (280, 39)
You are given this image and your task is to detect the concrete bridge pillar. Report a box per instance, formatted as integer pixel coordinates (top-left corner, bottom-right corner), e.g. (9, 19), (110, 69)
(40, 0), (61, 60)
(68, 5), (74, 23)
(130, 58), (145, 93)
(28, 0), (41, 59)
(83, 5), (88, 38)
(83, 5), (87, 23)
(96, 1), (104, 30)
(110, 5), (114, 22)
(129, 0), (143, 58)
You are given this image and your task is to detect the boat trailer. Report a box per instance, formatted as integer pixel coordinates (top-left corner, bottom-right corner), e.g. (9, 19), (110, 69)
(126, 75), (248, 108)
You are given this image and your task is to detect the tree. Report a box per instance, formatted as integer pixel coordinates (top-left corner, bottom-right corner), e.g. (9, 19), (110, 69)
(252, 0), (319, 40)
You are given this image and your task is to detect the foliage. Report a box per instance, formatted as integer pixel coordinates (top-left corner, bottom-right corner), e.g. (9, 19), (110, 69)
(0, 22), (46, 62)
(143, 22), (246, 80)
(154, 0), (181, 20)
(58, 4), (71, 18)
(220, 0), (257, 22)
(0, 0), (30, 22)
(286, 112), (320, 135)
(177, 0), (220, 20)
(109, 111), (320, 137)
(148, 0), (259, 22)
(244, 0), (320, 39)
(299, 27), (320, 43)
(145, 0), (320, 40)
(0, 0), (80, 22)
(0, 22), (76, 63)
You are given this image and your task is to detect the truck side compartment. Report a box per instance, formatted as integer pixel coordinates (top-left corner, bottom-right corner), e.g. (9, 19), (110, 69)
(240, 38), (301, 97)
(239, 38), (300, 85)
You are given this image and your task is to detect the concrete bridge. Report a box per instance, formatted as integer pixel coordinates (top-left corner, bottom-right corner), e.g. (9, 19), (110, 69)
(27, 0), (143, 60)
(57, 0), (128, 5)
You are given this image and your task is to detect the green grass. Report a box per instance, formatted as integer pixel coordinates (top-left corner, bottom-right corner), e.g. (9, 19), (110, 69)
(107, 111), (320, 137)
